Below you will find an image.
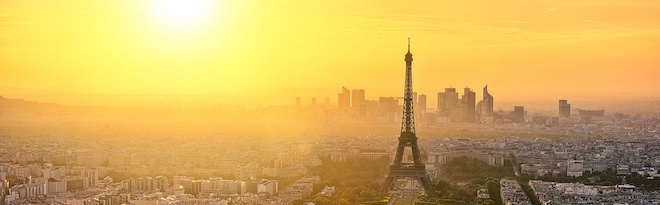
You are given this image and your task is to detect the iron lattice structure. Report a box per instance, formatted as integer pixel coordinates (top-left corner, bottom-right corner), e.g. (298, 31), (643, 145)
(379, 39), (437, 197)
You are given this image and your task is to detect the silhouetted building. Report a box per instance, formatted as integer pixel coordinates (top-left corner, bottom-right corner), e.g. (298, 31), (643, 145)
(438, 88), (458, 116)
(311, 97), (316, 107)
(418, 94), (427, 119)
(477, 85), (494, 118)
(437, 92), (445, 114)
(351, 89), (365, 109)
(512, 106), (525, 123)
(559, 100), (570, 118)
(379, 97), (399, 121)
(338, 87), (351, 109)
(296, 97), (301, 107)
(413, 92), (418, 106)
(463, 87), (476, 123)
(445, 88), (458, 110)
(342, 87), (350, 108)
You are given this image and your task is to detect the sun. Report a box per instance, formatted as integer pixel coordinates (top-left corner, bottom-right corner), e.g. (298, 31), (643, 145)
(151, 0), (215, 29)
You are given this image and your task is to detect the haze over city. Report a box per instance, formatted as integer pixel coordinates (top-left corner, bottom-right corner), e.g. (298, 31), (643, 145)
(0, 1), (659, 205)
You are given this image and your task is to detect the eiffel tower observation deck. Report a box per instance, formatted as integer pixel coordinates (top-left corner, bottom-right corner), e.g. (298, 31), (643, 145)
(379, 38), (438, 197)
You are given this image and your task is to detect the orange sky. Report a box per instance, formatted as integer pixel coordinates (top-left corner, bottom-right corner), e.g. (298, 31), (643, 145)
(1, 0), (659, 106)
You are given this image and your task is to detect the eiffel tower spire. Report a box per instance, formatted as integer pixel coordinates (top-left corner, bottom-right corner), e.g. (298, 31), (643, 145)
(401, 37), (415, 135)
(380, 39), (437, 197)
(408, 37), (410, 52)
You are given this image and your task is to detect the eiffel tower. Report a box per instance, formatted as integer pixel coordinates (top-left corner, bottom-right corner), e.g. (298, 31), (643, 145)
(379, 38), (437, 197)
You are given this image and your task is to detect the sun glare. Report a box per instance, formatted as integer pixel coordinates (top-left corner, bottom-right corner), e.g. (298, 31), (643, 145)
(151, 0), (215, 29)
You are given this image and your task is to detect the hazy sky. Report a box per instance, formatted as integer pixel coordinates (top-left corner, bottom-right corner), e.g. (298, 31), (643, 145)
(1, 0), (659, 106)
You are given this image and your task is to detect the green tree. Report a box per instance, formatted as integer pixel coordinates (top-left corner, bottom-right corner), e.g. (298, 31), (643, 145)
(519, 182), (541, 205)
(486, 179), (502, 205)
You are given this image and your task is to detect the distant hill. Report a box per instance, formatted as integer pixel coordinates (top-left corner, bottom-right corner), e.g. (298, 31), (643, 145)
(0, 95), (63, 114)
(0, 94), (326, 138)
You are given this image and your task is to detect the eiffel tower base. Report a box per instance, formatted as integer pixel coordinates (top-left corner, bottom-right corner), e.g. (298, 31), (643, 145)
(380, 165), (438, 197)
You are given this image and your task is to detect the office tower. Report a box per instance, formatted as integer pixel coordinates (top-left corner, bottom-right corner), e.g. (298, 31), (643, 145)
(380, 38), (437, 196)
(351, 89), (365, 109)
(463, 87), (476, 123)
(418, 94), (427, 118)
(154, 176), (168, 192)
(559, 100), (570, 118)
(513, 106), (525, 123)
(296, 97), (301, 107)
(85, 168), (98, 188)
(444, 88), (458, 111)
(413, 92), (418, 106)
(438, 88), (458, 116)
(342, 87), (350, 107)
(324, 97), (329, 106)
(478, 85), (494, 117)
(337, 87), (351, 109)
(437, 92), (446, 113)
(311, 97), (316, 107)
(378, 97), (399, 120)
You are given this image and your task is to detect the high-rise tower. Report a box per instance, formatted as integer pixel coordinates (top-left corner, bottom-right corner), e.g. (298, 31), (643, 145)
(463, 87), (476, 123)
(380, 39), (437, 196)
(559, 100), (571, 118)
(477, 85), (494, 117)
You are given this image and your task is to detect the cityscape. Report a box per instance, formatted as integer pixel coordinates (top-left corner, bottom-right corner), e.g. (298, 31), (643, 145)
(1, 0), (659, 205)
(2, 42), (659, 204)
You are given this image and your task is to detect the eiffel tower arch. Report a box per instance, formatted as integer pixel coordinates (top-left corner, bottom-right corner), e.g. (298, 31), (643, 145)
(379, 38), (437, 197)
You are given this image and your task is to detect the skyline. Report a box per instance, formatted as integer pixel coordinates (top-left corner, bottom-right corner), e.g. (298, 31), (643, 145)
(2, 1), (660, 203)
(1, 0), (659, 106)
(0, 85), (658, 111)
